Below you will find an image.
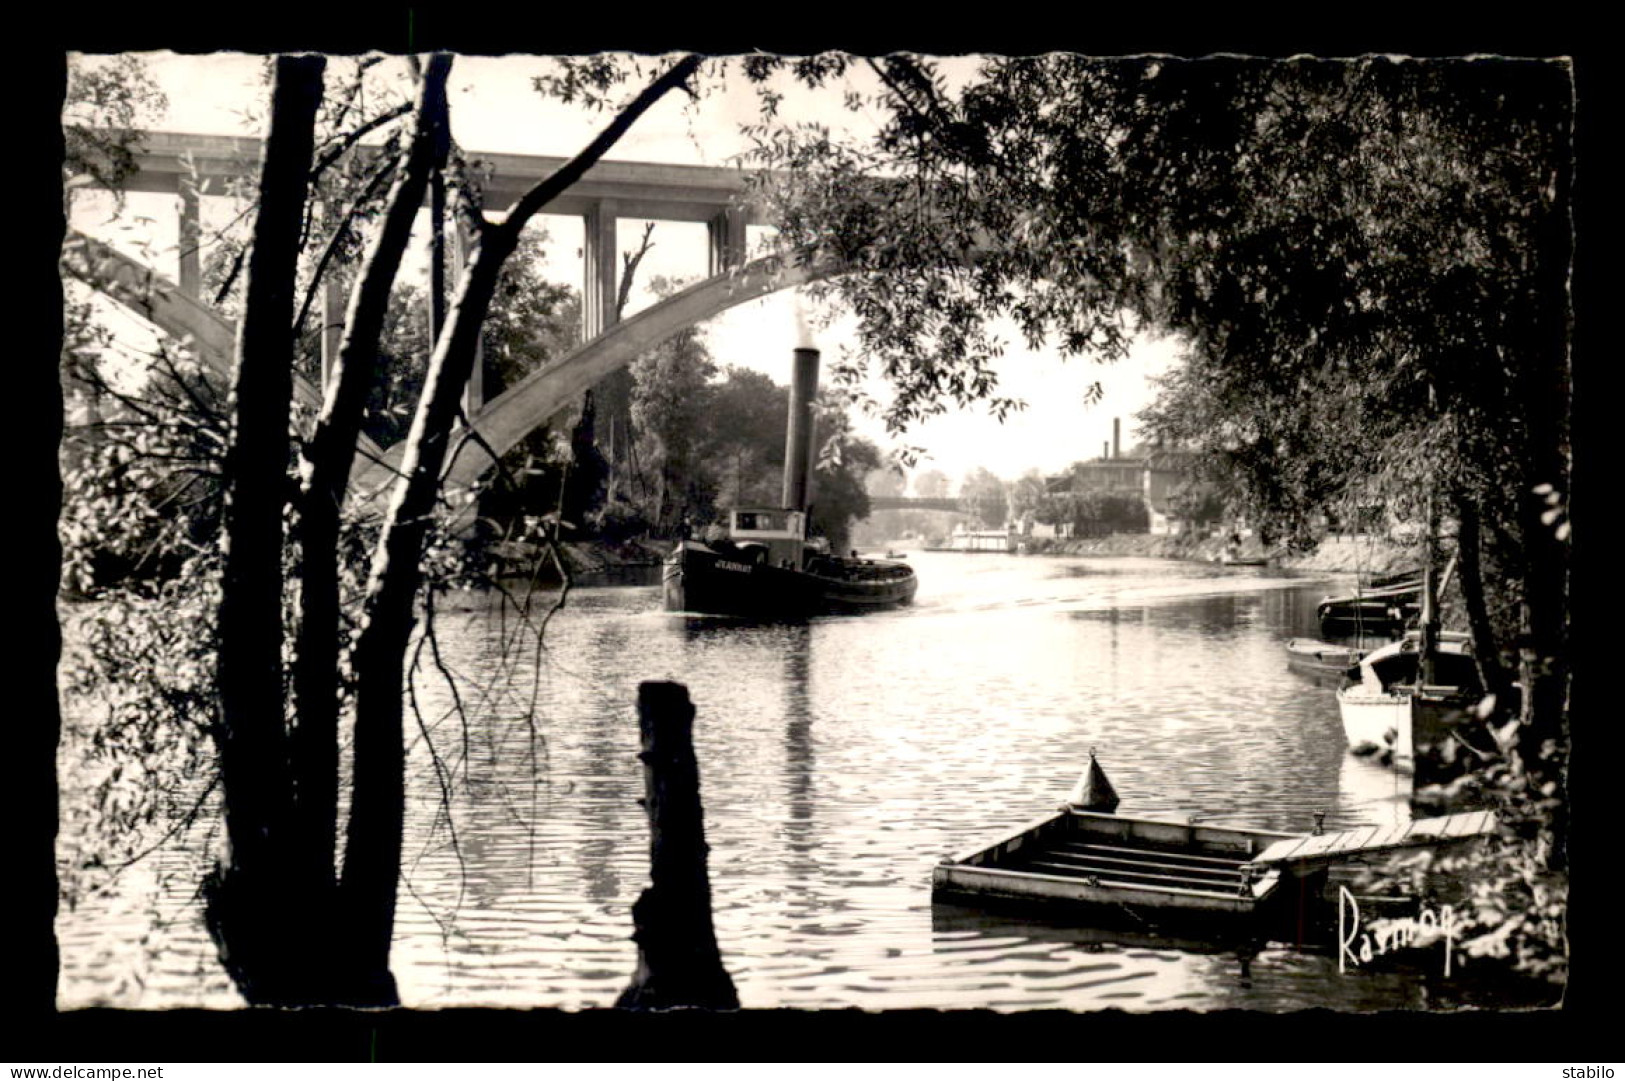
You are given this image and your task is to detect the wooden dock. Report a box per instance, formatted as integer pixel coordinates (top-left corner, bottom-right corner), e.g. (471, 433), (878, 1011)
(1250, 810), (1497, 872)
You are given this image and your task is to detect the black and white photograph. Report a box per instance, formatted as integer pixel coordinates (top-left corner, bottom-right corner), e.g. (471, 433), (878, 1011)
(24, 38), (1592, 1060)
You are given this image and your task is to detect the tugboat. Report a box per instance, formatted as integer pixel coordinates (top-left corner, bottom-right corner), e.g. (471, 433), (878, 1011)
(663, 506), (916, 616)
(662, 342), (917, 617)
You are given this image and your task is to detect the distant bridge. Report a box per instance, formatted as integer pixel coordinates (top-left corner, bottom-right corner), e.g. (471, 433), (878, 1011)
(73, 131), (980, 518)
(868, 496), (965, 513)
(72, 130), (837, 510)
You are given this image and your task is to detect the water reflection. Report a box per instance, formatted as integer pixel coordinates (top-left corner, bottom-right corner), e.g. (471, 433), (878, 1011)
(56, 552), (1544, 1012)
(782, 640), (819, 883)
(930, 902), (1265, 1012)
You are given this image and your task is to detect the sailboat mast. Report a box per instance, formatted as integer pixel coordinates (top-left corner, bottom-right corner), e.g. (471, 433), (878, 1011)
(1420, 488), (1440, 687)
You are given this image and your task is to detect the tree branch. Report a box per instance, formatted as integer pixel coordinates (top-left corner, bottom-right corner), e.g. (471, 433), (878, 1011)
(615, 222), (657, 320)
(291, 153), (399, 341)
(310, 101), (413, 185)
(500, 56), (703, 244)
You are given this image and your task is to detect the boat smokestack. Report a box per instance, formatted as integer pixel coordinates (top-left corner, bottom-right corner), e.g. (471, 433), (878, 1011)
(783, 346), (820, 511)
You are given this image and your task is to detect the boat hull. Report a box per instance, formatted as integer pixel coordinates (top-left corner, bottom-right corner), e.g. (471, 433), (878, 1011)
(932, 810), (1297, 925)
(1337, 631), (1483, 772)
(662, 541), (917, 616)
(1317, 582), (1421, 637)
(1285, 638), (1366, 678)
(1337, 686), (1415, 769)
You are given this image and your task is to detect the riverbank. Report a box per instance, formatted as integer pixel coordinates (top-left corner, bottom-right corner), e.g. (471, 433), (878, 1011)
(1020, 532), (1419, 576)
(544, 530), (1416, 579)
(487, 535), (670, 584)
(556, 537), (670, 576)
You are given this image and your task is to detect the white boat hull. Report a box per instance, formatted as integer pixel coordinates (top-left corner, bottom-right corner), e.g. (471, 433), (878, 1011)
(1337, 686), (1414, 771)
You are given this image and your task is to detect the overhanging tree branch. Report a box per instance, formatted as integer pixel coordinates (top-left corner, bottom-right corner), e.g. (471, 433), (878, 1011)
(339, 53), (702, 1000)
(292, 53), (453, 918)
(500, 56), (703, 244)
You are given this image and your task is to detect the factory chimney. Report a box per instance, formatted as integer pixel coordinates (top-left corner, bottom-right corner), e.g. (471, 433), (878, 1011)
(1113, 418), (1121, 460)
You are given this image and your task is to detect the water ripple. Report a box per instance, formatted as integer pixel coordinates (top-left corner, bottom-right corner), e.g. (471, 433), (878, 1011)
(56, 554), (1537, 1012)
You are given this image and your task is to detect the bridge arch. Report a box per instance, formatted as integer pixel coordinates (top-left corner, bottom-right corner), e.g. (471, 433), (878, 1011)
(65, 225), (843, 508)
(353, 249), (845, 503)
(62, 229), (387, 461)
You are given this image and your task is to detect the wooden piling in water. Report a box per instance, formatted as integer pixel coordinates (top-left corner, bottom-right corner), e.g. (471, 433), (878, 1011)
(617, 681), (739, 1010)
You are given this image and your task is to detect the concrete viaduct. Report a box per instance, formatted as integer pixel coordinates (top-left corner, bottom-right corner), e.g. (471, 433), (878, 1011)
(68, 130), (846, 501)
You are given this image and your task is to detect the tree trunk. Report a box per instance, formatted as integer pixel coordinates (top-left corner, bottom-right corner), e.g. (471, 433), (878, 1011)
(205, 53), (326, 1006)
(617, 682), (739, 1011)
(339, 55), (704, 1001)
(1453, 494), (1514, 711)
(596, 367), (635, 502)
(292, 54), (450, 927)
(1513, 95), (1573, 792)
(341, 236), (505, 1003)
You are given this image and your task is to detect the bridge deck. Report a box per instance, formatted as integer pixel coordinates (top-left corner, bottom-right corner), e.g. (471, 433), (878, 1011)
(120, 131), (777, 224)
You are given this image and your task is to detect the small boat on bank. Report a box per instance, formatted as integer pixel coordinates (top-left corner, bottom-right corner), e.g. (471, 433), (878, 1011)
(924, 528), (1019, 553)
(934, 757), (1499, 932)
(1285, 637), (1369, 679)
(1317, 554), (1456, 639)
(1337, 630), (1480, 770)
(932, 754), (1296, 926)
(1316, 580), (1421, 637)
(663, 507), (917, 616)
(1362, 566), (1424, 590)
(933, 806), (1297, 923)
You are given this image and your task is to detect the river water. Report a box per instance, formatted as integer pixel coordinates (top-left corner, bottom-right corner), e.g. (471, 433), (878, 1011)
(56, 550), (1545, 1012)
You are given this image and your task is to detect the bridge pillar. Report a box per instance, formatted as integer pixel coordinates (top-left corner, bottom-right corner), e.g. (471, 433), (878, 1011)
(454, 219), (484, 418)
(320, 276), (343, 393)
(583, 199), (621, 338)
(707, 205), (747, 276)
(178, 182), (201, 297)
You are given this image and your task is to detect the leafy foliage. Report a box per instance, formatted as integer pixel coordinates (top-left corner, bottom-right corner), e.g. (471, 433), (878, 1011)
(806, 394), (880, 553)
(957, 466), (1008, 528)
(1034, 489), (1149, 536)
(747, 56), (1567, 564)
(64, 54), (168, 199)
(1007, 469), (1047, 524)
(629, 287), (719, 534)
(704, 366), (789, 509)
(912, 469), (949, 500)
(744, 52), (1571, 985)
(1164, 477), (1226, 532)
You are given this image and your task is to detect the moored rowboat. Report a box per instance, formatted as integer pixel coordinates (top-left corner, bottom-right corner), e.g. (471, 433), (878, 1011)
(1285, 637), (1368, 677)
(932, 808), (1299, 921)
(933, 757), (1499, 931)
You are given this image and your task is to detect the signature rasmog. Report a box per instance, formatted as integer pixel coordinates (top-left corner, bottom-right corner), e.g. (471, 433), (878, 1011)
(1338, 885), (1463, 976)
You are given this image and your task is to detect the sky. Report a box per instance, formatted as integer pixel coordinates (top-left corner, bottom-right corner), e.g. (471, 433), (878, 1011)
(73, 51), (1183, 487)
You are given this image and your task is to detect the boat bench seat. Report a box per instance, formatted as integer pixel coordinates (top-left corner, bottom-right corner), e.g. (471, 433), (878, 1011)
(990, 836), (1257, 899)
(1058, 840), (1250, 869)
(1034, 849), (1244, 884)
